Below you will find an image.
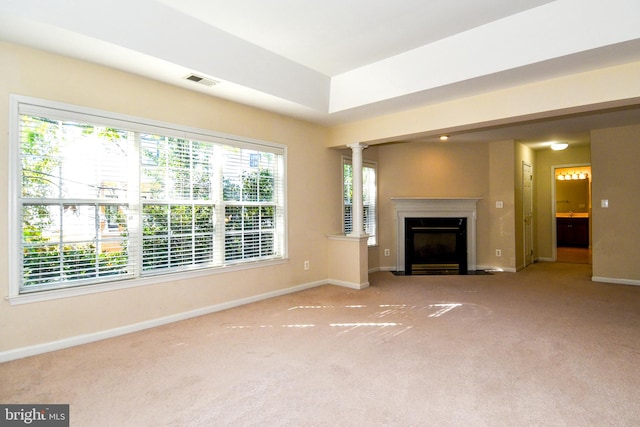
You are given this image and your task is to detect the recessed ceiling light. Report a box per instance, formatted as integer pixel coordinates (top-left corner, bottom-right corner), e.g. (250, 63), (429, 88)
(440, 135), (449, 141)
(550, 142), (568, 151)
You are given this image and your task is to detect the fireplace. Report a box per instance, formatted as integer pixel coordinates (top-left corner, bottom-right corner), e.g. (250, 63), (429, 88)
(405, 217), (467, 274)
(392, 198), (480, 274)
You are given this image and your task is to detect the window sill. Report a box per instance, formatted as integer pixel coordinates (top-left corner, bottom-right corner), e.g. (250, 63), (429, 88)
(7, 258), (288, 305)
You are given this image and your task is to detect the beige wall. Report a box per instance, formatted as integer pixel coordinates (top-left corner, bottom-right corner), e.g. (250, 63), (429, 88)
(0, 42), (340, 353)
(375, 140), (492, 270)
(488, 141), (517, 270)
(591, 125), (640, 282)
(535, 145), (591, 260)
(328, 236), (369, 287)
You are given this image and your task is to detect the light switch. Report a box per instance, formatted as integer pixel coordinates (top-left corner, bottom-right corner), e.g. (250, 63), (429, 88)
(496, 201), (504, 209)
(601, 199), (609, 208)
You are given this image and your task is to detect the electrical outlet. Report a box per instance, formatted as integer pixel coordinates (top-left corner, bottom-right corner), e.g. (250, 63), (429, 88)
(304, 260), (310, 270)
(496, 249), (502, 257)
(384, 249), (390, 257)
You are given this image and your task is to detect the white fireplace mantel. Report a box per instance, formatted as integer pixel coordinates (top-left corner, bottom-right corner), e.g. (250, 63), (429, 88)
(391, 197), (481, 272)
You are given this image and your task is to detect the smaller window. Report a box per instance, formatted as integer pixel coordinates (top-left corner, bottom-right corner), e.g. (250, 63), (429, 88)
(343, 158), (377, 246)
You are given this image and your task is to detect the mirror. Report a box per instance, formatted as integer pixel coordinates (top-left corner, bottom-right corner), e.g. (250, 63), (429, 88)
(555, 166), (591, 214)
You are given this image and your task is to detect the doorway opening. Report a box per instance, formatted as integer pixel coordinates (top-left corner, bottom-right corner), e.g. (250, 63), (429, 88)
(554, 165), (592, 264)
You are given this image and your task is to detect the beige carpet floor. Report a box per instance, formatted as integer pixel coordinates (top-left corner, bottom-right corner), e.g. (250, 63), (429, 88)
(1, 262), (639, 426)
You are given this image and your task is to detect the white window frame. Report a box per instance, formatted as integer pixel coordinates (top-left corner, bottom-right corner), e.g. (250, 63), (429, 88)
(342, 156), (377, 246)
(8, 95), (288, 304)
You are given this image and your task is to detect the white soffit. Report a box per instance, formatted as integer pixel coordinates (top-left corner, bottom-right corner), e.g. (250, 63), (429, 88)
(0, 0), (639, 124)
(330, 0), (640, 113)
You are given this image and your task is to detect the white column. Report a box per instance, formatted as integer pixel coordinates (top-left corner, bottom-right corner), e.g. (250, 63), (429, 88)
(347, 143), (368, 237)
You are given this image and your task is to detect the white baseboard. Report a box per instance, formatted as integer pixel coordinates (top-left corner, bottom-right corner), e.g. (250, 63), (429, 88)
(592, 276), (640, 286)
(0, 279), (327, 363)
(328, 278), (370, 290)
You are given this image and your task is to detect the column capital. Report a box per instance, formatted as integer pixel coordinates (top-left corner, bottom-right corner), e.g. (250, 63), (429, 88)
(347, 142), (368, 150)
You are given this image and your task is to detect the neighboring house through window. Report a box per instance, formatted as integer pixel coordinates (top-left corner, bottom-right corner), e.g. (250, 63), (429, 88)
(10, 95), (286, 298)
(343, 157), (377, 246)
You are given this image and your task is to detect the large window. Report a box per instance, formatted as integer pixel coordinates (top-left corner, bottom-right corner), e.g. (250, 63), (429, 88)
(343, 158), (377, 246)
(11, 96), (286, 296)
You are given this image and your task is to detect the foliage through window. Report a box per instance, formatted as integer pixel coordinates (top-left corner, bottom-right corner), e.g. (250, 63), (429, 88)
(13, 97), (286, 294)
(343, 158), (377, 246)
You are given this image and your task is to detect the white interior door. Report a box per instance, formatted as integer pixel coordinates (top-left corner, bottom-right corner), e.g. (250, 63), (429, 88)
(523, 162), (534, 267)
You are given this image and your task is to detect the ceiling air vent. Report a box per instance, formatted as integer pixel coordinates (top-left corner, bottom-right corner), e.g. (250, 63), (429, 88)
(184, 73), (218, 87)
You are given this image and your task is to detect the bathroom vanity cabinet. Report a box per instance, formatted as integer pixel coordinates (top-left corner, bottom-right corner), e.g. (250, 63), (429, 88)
(557, 217), (589, 247)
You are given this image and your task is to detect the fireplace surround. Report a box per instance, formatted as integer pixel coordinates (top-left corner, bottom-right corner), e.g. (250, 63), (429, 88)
(392, 198), (481, 274)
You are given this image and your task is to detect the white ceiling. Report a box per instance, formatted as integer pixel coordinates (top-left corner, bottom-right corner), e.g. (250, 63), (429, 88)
(156, 0), (555, 76)
(2, 0), (640, 147)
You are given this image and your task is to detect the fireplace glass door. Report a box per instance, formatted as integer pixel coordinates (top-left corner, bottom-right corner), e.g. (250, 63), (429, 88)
(405, 217), (467, 275)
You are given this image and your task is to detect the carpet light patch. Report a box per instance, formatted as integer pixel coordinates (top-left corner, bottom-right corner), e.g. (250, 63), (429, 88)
(288, 305), (334, 310)
(428, 303), (463, 318)
(330, 322), (401, 327)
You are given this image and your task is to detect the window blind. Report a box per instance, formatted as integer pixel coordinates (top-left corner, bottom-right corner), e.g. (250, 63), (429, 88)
(343, 159), (377, 246)
(14, 97), (286, 294)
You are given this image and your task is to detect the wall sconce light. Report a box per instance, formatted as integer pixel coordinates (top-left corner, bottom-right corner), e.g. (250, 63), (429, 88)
(556, 172), (589, 181)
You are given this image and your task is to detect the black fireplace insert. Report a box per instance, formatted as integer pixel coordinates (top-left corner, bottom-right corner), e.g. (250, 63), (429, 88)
(404, 217), (467, 275)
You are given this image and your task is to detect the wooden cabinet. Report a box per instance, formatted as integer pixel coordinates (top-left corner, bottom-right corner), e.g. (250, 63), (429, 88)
(557, 218), (589, 247)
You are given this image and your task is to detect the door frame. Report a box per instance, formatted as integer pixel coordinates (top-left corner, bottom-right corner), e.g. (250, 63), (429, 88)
(551, 162), (591, 261)
(523, 161), (534, 267)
